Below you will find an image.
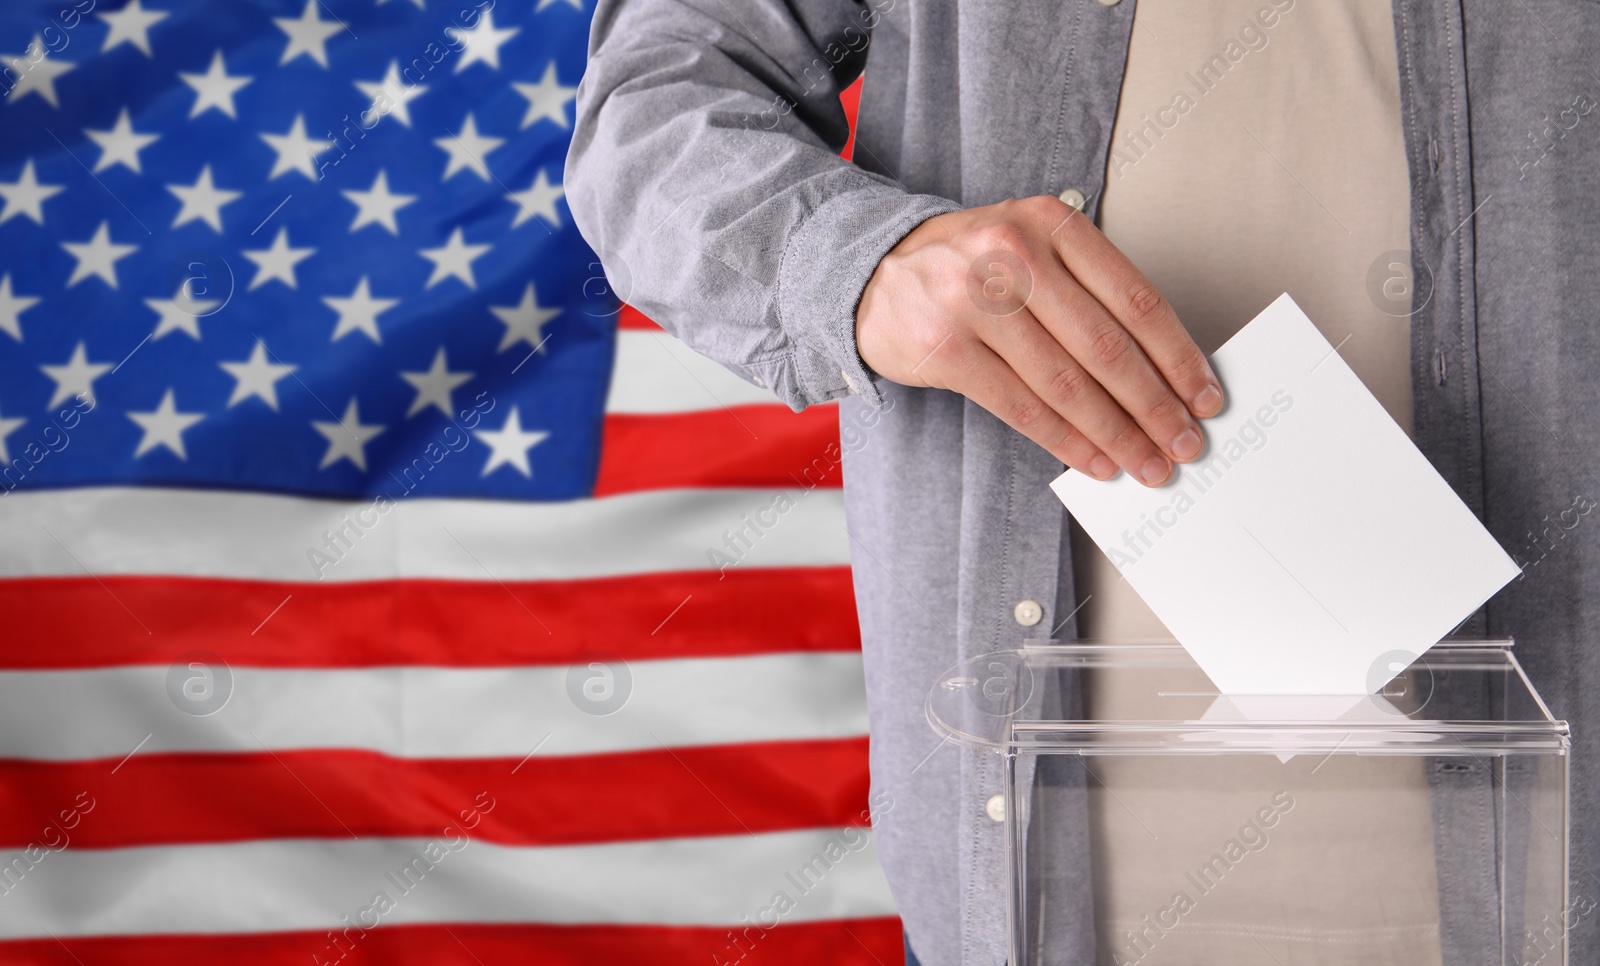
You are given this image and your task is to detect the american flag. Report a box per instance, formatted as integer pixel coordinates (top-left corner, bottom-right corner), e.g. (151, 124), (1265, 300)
(0, 1), (901, 961)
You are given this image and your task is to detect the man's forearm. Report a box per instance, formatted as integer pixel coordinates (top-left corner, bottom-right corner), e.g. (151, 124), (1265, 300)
(566, 0), (958, 411)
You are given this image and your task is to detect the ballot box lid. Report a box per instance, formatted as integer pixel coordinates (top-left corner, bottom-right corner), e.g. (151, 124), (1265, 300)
(926, 639), (1569, 756)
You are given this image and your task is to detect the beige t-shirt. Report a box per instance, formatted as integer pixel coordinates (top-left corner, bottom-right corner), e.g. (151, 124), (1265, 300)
(1078, 1), (1441, 962)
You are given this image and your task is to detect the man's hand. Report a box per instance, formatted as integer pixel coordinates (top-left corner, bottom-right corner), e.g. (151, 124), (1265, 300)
(855, 196), (1224, 487)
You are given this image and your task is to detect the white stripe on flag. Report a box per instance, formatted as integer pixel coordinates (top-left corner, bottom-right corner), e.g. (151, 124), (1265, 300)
(0, 829), (897, 938)
(1, 485), (846, 581)
(605, 330), (779, 413)
(0, 653), (868, 760)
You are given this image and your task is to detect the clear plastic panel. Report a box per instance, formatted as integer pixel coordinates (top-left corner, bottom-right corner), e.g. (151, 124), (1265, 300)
(928, 641), (1570, 965)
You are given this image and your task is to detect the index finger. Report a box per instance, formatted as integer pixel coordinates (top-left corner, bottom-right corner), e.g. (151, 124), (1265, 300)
(1050, 212), (1225, 419)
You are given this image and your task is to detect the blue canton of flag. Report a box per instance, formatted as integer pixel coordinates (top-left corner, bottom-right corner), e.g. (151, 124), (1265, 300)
(0, 0), (612, 502)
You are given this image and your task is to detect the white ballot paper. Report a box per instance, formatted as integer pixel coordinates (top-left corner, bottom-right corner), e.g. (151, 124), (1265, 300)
(1050, 293), (1520, 696)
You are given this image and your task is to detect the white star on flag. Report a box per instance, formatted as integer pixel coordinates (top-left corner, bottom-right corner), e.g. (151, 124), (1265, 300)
(513, 62), (577, 129)
(474, 407), (548, 477)
(313, 398), (385, 471)
(1, 36), (75, 107)
(507, 170), (564, 229)
(221, 341), (297, 410)
(274, 0), (345, 67)
(419, 228), (491, 289)
(98, 0), (169, 56)
(128, 388), (205, 459)
(243, 227), (315, 290)
(179, 50), (252, 119)
(355, 60), (429, 128)
(342, 170), (416, 234)
(168, 164), (242, 232)
(491, 283), (559, 354)
(41, 342), (111, 408)
(145, 285), (220, 340)
(450, 9), (520, 72)
(86, 108), (160, 174)
(262, 114), (334, 180)
(400, 347), (474, 417)
(436, 114), (503, 180)
(0, 160), (65, 226)
(324, 276), (399, 343)
(0, 274), (40, 341)
(63, 222), (138, 289)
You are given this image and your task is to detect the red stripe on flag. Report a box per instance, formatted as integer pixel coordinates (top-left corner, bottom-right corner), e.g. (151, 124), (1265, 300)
(617, 304), (661, 330)
(0, 919), (906, 966)
(594, 407), (843, 496)
(0, 738), (871, 848)
(841, 75), (862, 161)
(0, 568), (859, 669)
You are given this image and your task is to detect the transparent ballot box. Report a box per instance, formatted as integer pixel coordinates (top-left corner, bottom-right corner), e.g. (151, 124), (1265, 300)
(927, 641), (1570, 966)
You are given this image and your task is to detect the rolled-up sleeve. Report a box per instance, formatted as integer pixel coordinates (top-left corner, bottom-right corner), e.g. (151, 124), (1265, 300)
(566, 0), (960, 410)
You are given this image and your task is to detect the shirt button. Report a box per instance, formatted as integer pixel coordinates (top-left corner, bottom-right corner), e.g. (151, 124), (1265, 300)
(985, 794), (1006, 822)
(1013, 599), (1043, 627)
(1057, 187), (1086, 210)
(1097, 0), (1122, 6)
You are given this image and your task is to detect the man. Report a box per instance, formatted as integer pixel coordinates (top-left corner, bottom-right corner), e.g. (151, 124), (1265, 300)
(567, 1), (1600, 963)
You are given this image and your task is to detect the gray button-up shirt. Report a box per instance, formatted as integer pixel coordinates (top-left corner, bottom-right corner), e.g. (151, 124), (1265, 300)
(567, 1), (1600, 962)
